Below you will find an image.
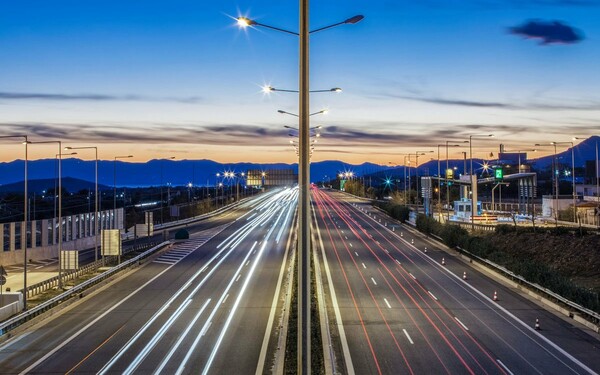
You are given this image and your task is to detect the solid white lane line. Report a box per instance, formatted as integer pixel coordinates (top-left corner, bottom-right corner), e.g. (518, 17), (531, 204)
(455, 317), (469, 331)
(200, 321), (212, 336)
(256, 215), (296, 375)
(20, 264), (176, 375)
(371, 277), (377, 286)
(0, 332), (31, 352)
(202, 241), (270, 375)
(123, 299), (193, 374)
(315, 207), (355, 375)
(98, 228), (250, 375)
(153, 260), (176, 265)
(428, 246), (598, 375)
(384, 298), (391, 309)
(428, 291), (438, 301)
(497, 359), (515, 375)
(403, 329), (414, 345)
(153, 299), (211, 375)
(175, 242), (260, 375)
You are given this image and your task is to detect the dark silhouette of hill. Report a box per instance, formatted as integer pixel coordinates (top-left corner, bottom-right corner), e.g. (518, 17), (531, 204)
(0, 136), (596, 189)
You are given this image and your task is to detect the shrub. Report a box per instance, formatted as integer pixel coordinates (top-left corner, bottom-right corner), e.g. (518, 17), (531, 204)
(174, 229), (189, 240)
(495, 224), (516, 235)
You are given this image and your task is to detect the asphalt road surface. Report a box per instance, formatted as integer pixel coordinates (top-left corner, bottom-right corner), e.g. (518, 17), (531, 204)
(0, 187), (297, 375)
(312, 188), (600, 375)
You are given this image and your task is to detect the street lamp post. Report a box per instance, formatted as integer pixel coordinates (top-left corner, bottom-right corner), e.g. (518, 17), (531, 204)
(65, 146), (99, 262)
(160, 157), (175, 224)
(403, 156), (410, 204)
(238, 10), (363, 372)
(468, 134), (493, 228)
(503, 148), (537, 214)
(552, 141), (576, 222)
(414, 150), (433, 208)
(445, 141), (469, 221)
(469, 134), (494, 176)
(1, 135), (28, 309)
(28, 140), (63, 289)
(536, 143), (559, 222)
(216, 173), (221, 208)
(437, 144), (461, 222)
(113, 155), (133, 229)
(573, 137), (598, 226)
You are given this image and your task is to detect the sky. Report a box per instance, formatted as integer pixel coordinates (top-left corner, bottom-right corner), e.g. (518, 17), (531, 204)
(1, 0), (599, 165)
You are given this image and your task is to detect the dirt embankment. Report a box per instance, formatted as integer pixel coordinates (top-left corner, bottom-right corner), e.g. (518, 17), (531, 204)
(485, 231), (600, 291)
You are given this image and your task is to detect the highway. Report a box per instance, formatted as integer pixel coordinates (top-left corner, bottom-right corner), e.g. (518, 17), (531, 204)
(312, 188), (600, 375)
(0, 188), (297, 374)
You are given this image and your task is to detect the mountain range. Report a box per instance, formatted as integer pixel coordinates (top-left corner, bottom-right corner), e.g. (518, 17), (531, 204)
(0, 136), (597, 192)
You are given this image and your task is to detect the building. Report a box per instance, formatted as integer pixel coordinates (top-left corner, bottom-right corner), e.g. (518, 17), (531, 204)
(245, 169), (297, 187)
(576, 184), (599, 199)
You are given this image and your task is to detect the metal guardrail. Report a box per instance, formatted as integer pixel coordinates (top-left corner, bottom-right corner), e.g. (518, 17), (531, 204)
(428, 232), (600, 327)
(121, 198), (249, 241)
(374, 202), (600, 327)
(453, 222), (496, 232)
(0, 241), (171, 337)
(22, 241), (160, 298)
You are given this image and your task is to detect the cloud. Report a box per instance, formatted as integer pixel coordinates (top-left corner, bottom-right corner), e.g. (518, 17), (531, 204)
(397, 95), (514, 108)
(508, 19), (584, 45)
(0, 122), (289, 146)
(0, 92), (202, 104)
(372, 91), (600, 111)
(2, 120), (597, 153)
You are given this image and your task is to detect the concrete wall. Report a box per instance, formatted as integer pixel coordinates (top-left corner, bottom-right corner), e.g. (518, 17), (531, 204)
(542, 196), (573, 217)
(0, 292), (23, 321)
(0, 208), (123, 266)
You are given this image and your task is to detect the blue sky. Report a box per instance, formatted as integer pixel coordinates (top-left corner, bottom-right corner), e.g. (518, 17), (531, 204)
(1, 0), (599, 164)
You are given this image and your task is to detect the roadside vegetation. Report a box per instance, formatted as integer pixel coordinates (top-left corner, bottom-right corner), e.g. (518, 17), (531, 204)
(377, 202), (600, 314)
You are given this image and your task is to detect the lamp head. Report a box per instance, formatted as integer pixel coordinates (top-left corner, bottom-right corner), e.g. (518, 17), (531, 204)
(236, 17), (256, 27)
(344, 15), (365, 24)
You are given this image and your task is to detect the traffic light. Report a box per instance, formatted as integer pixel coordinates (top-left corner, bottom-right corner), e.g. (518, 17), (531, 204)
(494, 167), (504, 181)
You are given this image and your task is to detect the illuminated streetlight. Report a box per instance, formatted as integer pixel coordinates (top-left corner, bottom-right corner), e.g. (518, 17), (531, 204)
(236, 14), (363, 35)
(65, 146), (99, 262)
(113, 155), (133, 244)
(263, 85), (342, 94)
(238, 10), (363, 372)
(468, 134), (494, 176)
(27, 140), (64, 288)
(1, 135), (28, 308)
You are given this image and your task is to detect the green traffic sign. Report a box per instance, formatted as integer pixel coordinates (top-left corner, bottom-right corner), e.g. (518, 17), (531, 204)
(495, 168), (503, 180)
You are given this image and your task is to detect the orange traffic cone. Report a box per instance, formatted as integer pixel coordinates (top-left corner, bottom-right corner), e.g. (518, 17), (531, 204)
(463, 271), (467, 280)
(493, 291), (498, 301)
(535, 318), (540, 330)
(441, 257), (446, 265)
